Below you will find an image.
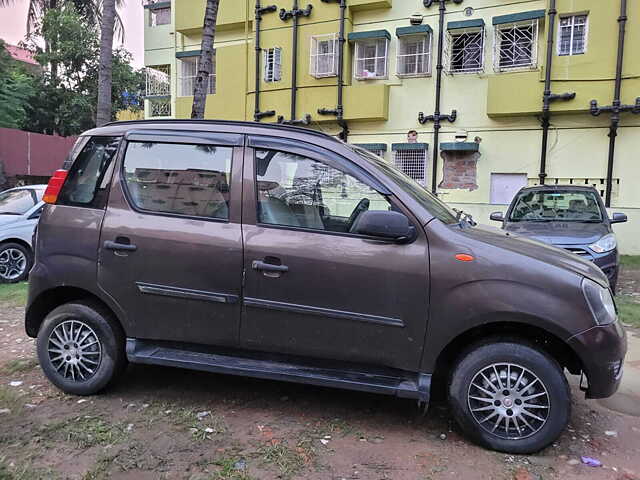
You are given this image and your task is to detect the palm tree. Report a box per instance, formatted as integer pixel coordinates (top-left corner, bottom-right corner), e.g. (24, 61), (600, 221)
(191, 0), (219, 119)
(95, 0), (115, 126)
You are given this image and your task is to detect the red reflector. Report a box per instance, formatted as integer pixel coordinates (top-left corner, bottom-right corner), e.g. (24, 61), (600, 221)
(43, 169), (68, 204)
(455, 254), (475, 262)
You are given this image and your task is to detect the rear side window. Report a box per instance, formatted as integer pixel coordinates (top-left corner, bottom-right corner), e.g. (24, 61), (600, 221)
(122, 141), (233, 220)
(58, 136), (121, 208)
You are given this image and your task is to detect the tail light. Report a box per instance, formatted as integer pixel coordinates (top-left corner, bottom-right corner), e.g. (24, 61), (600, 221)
(43, 169), (68, 204)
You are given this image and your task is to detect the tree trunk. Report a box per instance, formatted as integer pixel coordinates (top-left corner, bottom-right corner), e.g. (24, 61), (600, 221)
(191, 0), (219, 119)
(96, 0), (116, 126)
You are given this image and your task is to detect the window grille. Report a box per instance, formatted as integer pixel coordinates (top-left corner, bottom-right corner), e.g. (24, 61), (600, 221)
(494, 20), (538, 71)
(354, 39), (388, 80)
(179, 55), (215, 97)
(444, 27), (485, 74)
(394, 148), (428, 186)
(264, 47), (282, 82)
(397, 34), (431, 77)
(145, 65), (170, 97)
(310, 34), (338, 78)
(149, 7), (170, 27)
(527, 177), (619, 202)
(149, 97), (171, 117)
(558, 15), (587, 56)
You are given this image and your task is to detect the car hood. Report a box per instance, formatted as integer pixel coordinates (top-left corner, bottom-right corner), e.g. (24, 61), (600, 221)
(463, 224), (608, 286)
(503, 221), (609, 246)
(0, 215), (24, 227)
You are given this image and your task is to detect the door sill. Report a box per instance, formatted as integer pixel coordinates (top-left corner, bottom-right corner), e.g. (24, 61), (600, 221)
(126, 338), (430, 404)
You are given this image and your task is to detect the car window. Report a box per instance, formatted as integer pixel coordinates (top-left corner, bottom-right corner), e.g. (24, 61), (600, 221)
(255, 149), (393, 233)
(123, 141), (233, 220)
(58, 136), (121, 207)
(0, 189), (36, 215)
(510, 190), (603, 222)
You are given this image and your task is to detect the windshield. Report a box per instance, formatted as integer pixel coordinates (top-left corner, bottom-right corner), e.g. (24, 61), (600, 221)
(0, 189), (37, 215)
(348, 146), (458, 224)
(509, 190), (603, 222)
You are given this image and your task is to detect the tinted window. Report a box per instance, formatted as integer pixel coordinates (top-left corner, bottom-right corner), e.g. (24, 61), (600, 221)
(510, 190), (603, 222)
(0, 189), (36, 215)
(58, 136), (120, 207)
(123, 142), (232, 220)
(256, 149), (392, 233)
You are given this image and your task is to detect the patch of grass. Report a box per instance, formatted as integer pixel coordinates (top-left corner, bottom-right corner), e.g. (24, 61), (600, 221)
(258, 439), (315, 479)
(0, 457), (57, 480)
(1, 358), (38, 376)
(0, 283), (28, 306)
(618, 295), (640, 328)
(83, 443), (166, 480)
(0, 386), (23, 415)
(43, 416), (128, 449)
(621, 255), (640, 270)
(211, 458), (254, 480)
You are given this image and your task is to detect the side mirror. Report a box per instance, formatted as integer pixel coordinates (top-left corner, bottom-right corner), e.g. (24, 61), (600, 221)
(610, 212), (628, 224)
(490, 211), (505, 222)
(353, 210), (412, 241)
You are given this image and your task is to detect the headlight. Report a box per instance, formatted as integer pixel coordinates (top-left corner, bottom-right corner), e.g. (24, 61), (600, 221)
(588, 233), (617, 253)
(582, 278), (617, 325)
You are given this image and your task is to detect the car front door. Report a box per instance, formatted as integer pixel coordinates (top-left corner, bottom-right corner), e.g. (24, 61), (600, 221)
(98, 131), (244, 347)
(240, 136), (430, 372)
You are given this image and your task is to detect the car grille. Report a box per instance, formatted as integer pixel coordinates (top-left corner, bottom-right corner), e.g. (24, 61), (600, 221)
(563, 247), (594, 261)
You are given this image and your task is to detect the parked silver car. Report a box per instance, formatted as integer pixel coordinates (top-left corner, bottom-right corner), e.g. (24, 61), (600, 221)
(0, 185), (46, 283)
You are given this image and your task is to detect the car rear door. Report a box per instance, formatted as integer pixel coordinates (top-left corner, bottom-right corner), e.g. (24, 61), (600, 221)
(239, 136), (430, 372)
(97, 130), (245, 347)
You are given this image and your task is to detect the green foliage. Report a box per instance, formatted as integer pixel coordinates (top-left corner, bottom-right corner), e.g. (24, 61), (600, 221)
(621, 255), (640, 270)
(0, 282), (28, 306)
(0, 40), (36, 129)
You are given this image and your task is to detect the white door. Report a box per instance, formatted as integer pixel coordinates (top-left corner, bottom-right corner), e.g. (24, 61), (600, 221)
(490, 173), (528, 205)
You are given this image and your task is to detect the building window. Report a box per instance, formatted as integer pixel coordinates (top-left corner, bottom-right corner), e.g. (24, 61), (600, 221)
(264, 47), (282, 83)
(310, 34), (338, 78)
(353, 143), (387, 159)
(145, 65), (170, 97)
(179, 55), (215, 97)
(494, 20), (539, 71)
(558, 15), (587, 56)
(354, 38), (389, 80)
(149, 97), (171, 117)
(392, 144), (428, 186)
(445, 28), (484, 74)
(397, 34), (431, 77)
(149, 7), (170, 27)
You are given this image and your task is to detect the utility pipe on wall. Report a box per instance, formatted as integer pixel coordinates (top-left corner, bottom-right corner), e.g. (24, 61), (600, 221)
(589, 0), (640, 207)
(318, 0), (349, 141)
(538, 0), (575, 185)
(254, 2), (277, 121)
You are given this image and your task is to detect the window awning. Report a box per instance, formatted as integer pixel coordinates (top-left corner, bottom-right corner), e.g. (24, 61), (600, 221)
(493, 10), (545, 25)
(440, 142), (479, 152)
(144, 1), (170, 9)
(392, 143), (429, 151)
(353, 143), (387, 152)
(176, 50), (202, 58)
(396, 25), (432, 37)
(447, 19), (485, 30)
(348, 30), (391, 42)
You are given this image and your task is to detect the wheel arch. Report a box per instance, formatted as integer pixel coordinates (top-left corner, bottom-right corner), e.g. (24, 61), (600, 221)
(0, 238), (32, 251)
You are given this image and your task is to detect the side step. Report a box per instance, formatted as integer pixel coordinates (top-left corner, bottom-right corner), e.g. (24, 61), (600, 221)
(126, 339), (430, 404)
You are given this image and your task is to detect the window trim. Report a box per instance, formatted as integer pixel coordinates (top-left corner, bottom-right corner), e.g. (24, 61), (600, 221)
(118, 139), (239, 224)
(353, 38), (389, 80)
(557, 13), (588, 56)
(493, 19), (539, 72)
(149, 6), (171, 27)
(445, 26), (485, 74)
(178, 55), (216, 97)
(264, 47), (283, 83)
(310, 33), (339, 78)
(396, 34), (432, 78)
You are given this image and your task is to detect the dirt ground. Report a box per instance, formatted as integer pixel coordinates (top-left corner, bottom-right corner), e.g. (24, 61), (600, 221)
(1, 268), (640, 479)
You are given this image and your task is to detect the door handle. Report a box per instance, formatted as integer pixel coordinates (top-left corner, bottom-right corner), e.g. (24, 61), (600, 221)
(252, 260), (288, 273)
(104, 239), (137, 252)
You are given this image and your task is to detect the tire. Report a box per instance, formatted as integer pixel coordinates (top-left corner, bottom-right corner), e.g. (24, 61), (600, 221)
(0, 242), (32, 284)
(36, 301), (127, 396)
(448, 341), (570, 454)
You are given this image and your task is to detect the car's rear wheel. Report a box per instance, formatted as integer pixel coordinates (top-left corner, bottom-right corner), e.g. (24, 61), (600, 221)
(36, 301), (126, 395)
(449, 341), (570, 454)
(0, 242), (32, 283)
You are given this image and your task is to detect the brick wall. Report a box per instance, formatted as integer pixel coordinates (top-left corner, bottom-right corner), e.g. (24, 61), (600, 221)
(439, 151), (480, 191)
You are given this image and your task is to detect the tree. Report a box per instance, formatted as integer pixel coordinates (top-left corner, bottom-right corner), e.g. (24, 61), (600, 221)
(0, 40), (36, 128)
(191, 0), (219, 119)
(95, 0), (116, 126)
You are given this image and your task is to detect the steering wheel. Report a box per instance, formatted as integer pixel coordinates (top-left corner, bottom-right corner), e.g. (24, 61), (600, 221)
(347, 198), (370, 231)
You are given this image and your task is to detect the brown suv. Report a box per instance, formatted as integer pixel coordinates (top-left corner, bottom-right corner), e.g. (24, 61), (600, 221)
(26, 120), (626, 454)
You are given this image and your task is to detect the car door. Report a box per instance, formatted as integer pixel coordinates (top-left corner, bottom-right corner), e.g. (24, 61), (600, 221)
(98, 130), (245, 347)
(240, 136), (430, 372)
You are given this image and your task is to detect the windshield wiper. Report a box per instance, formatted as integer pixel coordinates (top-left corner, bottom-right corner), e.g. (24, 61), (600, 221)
(453, 208), (477, 227)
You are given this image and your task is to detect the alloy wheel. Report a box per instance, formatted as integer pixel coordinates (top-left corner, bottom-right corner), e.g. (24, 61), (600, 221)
(47, 320), (102, 382)
(467, 362), (550, 440)
(0, 248), (27, 281)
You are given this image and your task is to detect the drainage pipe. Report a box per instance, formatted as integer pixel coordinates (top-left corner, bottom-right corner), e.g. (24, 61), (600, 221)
(254, 2), (277, 121)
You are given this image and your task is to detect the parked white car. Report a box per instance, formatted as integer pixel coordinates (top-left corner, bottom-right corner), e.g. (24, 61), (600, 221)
(0, 185), (46, 283)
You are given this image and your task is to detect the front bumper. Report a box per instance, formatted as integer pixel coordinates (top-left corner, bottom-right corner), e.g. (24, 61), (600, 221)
(567, 320), (627, 399)
(559, 245), (618, 289)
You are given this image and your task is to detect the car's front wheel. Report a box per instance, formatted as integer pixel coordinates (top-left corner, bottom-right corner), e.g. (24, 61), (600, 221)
(36, 301), (126, 396)
(449, 341), (570, 454)
(0, 242), (32, 283)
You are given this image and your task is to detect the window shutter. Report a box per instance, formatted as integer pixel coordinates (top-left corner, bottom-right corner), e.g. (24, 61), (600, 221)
(274, 47), (282, 81)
